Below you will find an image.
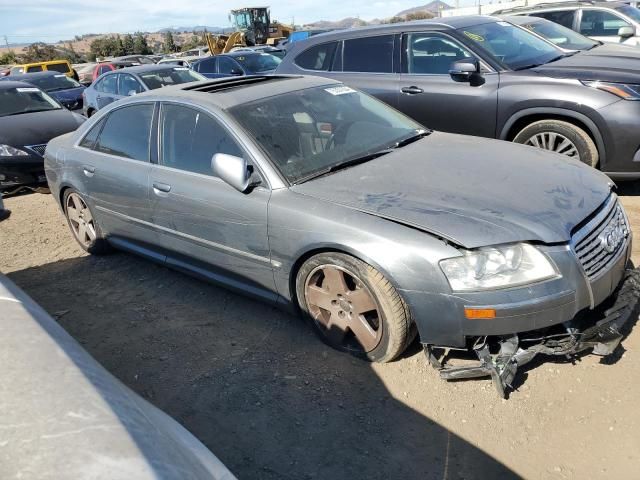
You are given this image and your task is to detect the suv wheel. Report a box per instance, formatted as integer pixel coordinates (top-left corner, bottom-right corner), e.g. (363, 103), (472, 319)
(296, 252), (414, 363)
(513, 119), (598, 167)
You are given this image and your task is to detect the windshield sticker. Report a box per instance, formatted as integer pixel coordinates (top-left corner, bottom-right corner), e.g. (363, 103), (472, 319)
(325, 86), (356, 96)
(16, 87), (39, 92)
(464, 31), (485, 42)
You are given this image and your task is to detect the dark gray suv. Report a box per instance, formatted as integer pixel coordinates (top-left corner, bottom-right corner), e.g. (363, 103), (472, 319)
(277, 16), (640, 178)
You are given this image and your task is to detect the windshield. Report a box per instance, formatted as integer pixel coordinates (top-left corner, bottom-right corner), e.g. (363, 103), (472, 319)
(524, 20), (598, 50)
(27, 74), (82, 92)
(139, 68), (205, 89)
(459, 21), (562, 70)
(234, 53), (281, 72)
(229, 85), (424, 183)
(0, 86), (61, 117)
(233, 12), (251, 29)
(616, 5), (640, 23)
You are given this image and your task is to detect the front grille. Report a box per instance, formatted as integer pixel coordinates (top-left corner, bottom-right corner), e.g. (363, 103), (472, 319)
(572, 197), (629, 280)
(26, 144), (47, 157)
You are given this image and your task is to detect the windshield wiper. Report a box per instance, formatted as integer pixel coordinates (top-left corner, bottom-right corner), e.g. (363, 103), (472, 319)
(513, 53), (571, 71)
(295, 149), (394, 184)
(392, 129), (430, 149)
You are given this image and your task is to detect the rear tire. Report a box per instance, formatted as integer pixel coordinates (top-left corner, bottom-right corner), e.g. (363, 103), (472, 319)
(513, 119), (598, 168)
(296, 252), (412, 363)
(63, 189), (112, 255)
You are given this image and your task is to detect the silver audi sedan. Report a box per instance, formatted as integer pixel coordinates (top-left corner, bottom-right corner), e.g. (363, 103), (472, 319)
(44, 75), (637, 396)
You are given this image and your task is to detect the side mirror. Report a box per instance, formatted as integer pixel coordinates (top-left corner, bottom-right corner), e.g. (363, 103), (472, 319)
(618, 26), (636, 38)
(212, 153), (252, 192)
(127, 90), (138, 96)
(449, 58), (485, 87)
(230, 68), (244, 76)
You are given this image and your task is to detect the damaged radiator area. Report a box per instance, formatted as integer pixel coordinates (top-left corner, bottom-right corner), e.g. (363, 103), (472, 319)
(426, 268), (640, 398)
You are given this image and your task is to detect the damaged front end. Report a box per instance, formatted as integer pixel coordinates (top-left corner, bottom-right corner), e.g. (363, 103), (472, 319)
(426, 269), (640, 398)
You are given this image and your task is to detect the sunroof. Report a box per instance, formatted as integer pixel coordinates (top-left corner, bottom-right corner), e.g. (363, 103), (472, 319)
(181, 75), (294, 93)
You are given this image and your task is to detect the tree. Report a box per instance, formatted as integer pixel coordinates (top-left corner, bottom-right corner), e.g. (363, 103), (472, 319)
(115, 35), (125, 56)
(0, 51), (17, 65)
(21, 43), (58, 63)
(163, 31), (176, 53)
(123, 34), (135, 55)
(133, 32), (152, 54)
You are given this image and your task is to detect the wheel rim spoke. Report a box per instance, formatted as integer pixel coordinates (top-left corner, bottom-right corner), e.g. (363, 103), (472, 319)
(347, 288), (376, 315)
(323, 267), (349, 294)
(527, 132), (578, 159)
(67, 206), (81, 224)
(306, 285), (335, 311)
(349, 315), (379, 351)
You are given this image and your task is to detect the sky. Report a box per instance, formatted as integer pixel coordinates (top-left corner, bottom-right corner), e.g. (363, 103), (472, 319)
(0, 0), (476, 45)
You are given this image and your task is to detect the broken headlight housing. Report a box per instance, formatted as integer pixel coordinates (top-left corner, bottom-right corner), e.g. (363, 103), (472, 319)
(440, 243), (559, 292)
(0, 144), (28, 157)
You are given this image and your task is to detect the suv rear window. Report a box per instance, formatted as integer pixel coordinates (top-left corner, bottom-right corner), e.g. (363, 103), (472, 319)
(47, 63), (71, 74)
(295, 42), (338, 71)
(343, 35), (394, 73)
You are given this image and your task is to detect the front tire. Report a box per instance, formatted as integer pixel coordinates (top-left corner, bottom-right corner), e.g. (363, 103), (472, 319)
(63, 189), (112, 255)
(513, 119), (598, 168)
(296, 252), (413, 363)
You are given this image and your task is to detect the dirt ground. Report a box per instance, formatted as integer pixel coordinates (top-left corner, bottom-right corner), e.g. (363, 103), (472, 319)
(2, 187), (640, 480)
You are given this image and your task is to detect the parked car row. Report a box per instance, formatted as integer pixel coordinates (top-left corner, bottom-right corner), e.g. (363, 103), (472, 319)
(276, 15), (640, 178)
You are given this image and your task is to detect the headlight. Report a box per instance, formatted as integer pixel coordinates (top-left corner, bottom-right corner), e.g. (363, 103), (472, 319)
(440, 243), (559, 292)
(582, 80), (640, 100)
(0, 144), (28, 157)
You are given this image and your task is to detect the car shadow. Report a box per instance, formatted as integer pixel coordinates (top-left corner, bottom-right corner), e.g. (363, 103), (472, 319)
(615, 182), (640, 197)
(8, 252), (519, 480)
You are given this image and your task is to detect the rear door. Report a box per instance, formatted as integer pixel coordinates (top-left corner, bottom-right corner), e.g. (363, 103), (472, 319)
(73, 102), (156, 246)
(397, 31), (498, 137)
(217, 56), (244, 77)
(330, 34), (400, 108)
(578, 8), (634, 43)
(149, 102), (276, 298)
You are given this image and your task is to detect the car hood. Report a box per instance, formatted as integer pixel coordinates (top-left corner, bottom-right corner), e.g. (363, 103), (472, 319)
(0, 108), (84, 147)
(532, 46), (640, 83)
(291, 132), (612, 249)
(50, 86), (85, 102)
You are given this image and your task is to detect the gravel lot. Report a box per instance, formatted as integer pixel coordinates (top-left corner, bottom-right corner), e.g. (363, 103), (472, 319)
(2, 187), (640, 480)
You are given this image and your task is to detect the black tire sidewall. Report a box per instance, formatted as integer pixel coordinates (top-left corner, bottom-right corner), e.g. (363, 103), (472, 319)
(513, 120), (598, 167)
(295, 252), (400, 362)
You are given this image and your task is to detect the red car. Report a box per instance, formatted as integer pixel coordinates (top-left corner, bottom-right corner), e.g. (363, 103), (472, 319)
(92, 60), (139, 82)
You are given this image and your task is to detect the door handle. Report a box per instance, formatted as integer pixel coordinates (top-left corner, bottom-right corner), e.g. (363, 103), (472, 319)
(152, 182), (171, 195)
(83, 165), (95, 177)
(401, 86), (424, 95)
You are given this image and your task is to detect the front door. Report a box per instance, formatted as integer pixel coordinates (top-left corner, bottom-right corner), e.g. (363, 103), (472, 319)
(149, 102), (276, 299)
(579, 8), (635, 44)
(397, 32), (499, 138)
(96, 73), (119, 109)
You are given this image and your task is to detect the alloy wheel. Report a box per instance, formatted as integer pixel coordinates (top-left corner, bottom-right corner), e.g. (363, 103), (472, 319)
(525, 132), (579, 158)
(305, 265), (382, 352)
(66, 193), (97, 247)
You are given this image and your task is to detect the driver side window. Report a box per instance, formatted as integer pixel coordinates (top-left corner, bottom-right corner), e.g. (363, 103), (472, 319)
(405, 33), (473, 74)
(160, 103), (243, 176)
(580, 9), (630, 36)
(118, 74), (144, 96)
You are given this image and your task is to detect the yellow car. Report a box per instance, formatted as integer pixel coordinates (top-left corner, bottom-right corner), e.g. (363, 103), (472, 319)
(10, 60), (75, 78)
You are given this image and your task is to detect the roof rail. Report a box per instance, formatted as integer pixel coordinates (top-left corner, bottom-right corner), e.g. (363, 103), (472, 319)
(496, 0), (609, 13)
(181, 75), (295, 93)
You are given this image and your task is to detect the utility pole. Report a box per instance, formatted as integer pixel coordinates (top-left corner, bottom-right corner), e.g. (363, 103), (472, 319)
(3, 35), (9, 50)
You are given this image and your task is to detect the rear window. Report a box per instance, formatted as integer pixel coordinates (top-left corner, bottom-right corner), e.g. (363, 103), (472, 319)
(138, 68), (205, 89)
(295, 42), (338, 71)
(46, 63), (71, 74)
(343, 35), (394, 73)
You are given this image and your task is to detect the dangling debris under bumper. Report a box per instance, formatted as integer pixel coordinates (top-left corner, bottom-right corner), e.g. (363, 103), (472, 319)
(426, 269), (640, 398)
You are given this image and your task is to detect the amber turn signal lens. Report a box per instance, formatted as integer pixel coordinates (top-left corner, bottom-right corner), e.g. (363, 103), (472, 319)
(464, 308), (496, 320)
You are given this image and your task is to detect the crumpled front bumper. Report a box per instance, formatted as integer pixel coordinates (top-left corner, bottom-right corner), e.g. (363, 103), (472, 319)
(427, 268), (640, 398)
